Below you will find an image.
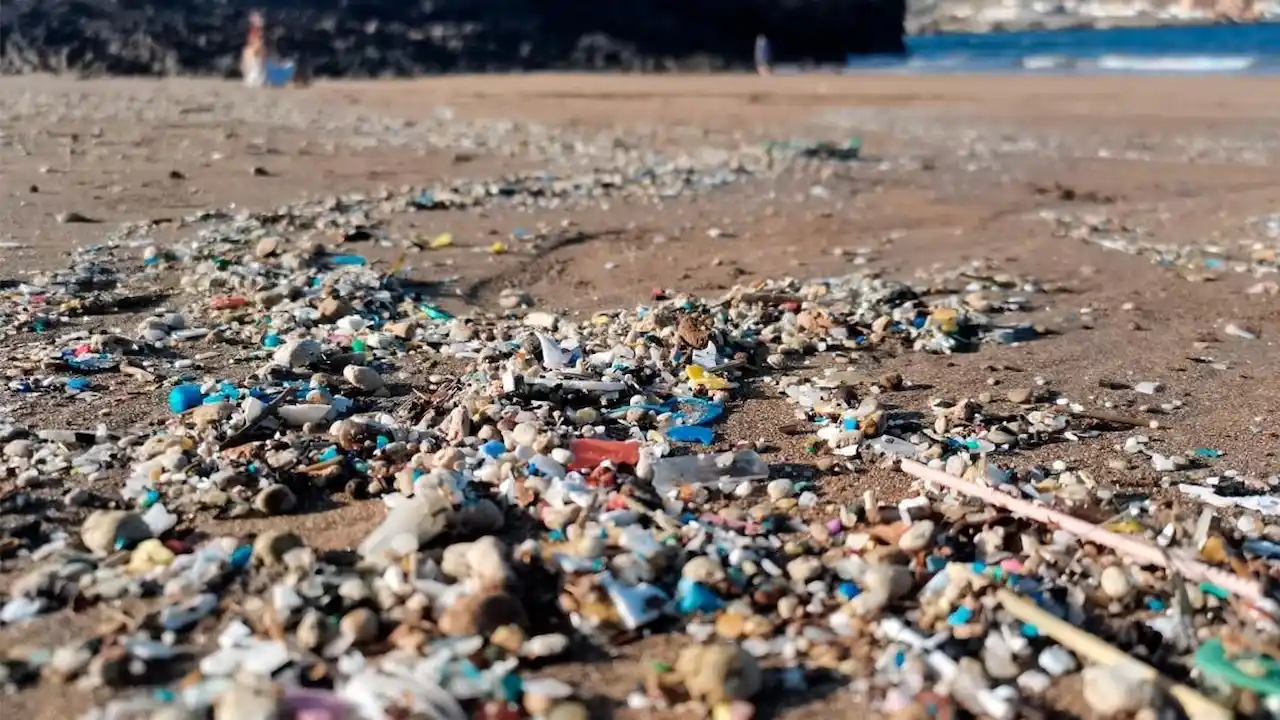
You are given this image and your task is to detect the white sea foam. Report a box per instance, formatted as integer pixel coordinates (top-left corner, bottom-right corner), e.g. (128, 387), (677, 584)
(829, 51), (1264, 75)
(1094, 53), (1256, 72)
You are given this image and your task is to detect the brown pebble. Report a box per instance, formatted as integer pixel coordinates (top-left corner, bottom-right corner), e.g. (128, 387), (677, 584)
(715, 611), (746, 639)
(80, 510), (152, 556)
(252, 531), (304, 567)
(339, 608), (379, 645)
(742, 614), (773, 637)
(676, 643), (762, 704)
(489, 623), (526, 653)
(255, 236), (280, 258)
(388, 623), (428, 652)
(1006, 388), (1033, 404)
(546, 700), (590, 720)
(439, 590), (528, 636)
(878, 371), (903, 390)
(253, 484), (296, 515)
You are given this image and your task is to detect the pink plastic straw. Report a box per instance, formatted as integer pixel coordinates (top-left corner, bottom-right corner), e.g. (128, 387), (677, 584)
(900, 459), (1279, 619)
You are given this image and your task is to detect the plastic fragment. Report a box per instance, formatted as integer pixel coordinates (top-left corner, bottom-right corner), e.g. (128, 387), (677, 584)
(168, 383), (204, 413)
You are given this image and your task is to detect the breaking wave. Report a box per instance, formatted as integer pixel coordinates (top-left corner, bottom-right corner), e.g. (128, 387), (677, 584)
(836, 22), (1280, 75)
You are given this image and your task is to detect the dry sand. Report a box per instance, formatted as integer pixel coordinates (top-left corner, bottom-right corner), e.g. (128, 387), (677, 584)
(2, 73), (1280, 718)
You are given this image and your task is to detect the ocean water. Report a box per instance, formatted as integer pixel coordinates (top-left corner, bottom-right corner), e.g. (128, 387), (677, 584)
(840, 22), (1280, 74)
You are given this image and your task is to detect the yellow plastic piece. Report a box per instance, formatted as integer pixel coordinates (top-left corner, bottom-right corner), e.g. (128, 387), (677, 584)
(128, 538), (176, 574)
(686, 365), (731, 390)
(929, 307), (960, 334)
(1103, 518), (1146, 534)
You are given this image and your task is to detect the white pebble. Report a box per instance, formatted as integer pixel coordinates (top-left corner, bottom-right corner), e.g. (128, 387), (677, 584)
(766, 478), (795, 500)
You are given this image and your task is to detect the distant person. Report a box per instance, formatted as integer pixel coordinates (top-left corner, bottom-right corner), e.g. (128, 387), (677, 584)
(754, 34), (772, 75)
(241, 10), (267, 87)
(241, 11), (298, 88)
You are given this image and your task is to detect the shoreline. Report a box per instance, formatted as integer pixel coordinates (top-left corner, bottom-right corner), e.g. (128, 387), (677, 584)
(909, 15), (1270, 35)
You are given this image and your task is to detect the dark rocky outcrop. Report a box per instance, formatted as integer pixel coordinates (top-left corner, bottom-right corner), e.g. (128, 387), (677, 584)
(0, 0), (906, 77)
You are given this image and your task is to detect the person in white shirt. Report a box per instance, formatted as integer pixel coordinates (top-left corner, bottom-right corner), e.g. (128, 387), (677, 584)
(754, 34), (772, 75)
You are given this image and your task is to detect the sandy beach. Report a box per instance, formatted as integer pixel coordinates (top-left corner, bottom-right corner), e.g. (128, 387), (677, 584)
(2, 73), (1280, 719)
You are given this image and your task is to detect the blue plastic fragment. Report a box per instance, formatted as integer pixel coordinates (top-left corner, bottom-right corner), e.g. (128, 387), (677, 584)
(610, 397), (729, 426)
(168, 384), (204, 413)
(481, 440), (507, 458)
(65, 351), (117, 371)
(153, 688), (176, 703)
(837, 582), (861, 600)
(667, 425), (715, 445)
(229, 546), (253, 570)
(676, 578), (724, 614)
(946, 606), (974, 626)
(422, 305), (453, 321)
(671, 396), (725, 426)
(140, 489), (161, 509)
(499, 673), (523, 703)
(327, 254), (367, 266)
(726, 567), (747, 588)
(66, 378), (90, 391)
(1200, 582), (1230, 600)
(991, 323), (1039, 344)
(1243, 538), (1280, 559)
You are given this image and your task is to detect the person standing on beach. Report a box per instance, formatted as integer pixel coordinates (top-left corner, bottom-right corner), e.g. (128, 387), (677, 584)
(241, 10), (267, 87)
(754, 34), (772, 75)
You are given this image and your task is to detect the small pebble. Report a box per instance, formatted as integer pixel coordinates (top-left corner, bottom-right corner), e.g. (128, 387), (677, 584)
(766, 479), (794, 500)
(1081, 665), (1152, 715)
(897, 520), (935, 552)
(1100, 565), (1133, 600)
(253, 484), (297, 515)
(343, 364), (384, 391)
(1037, 645), (1078, 677)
